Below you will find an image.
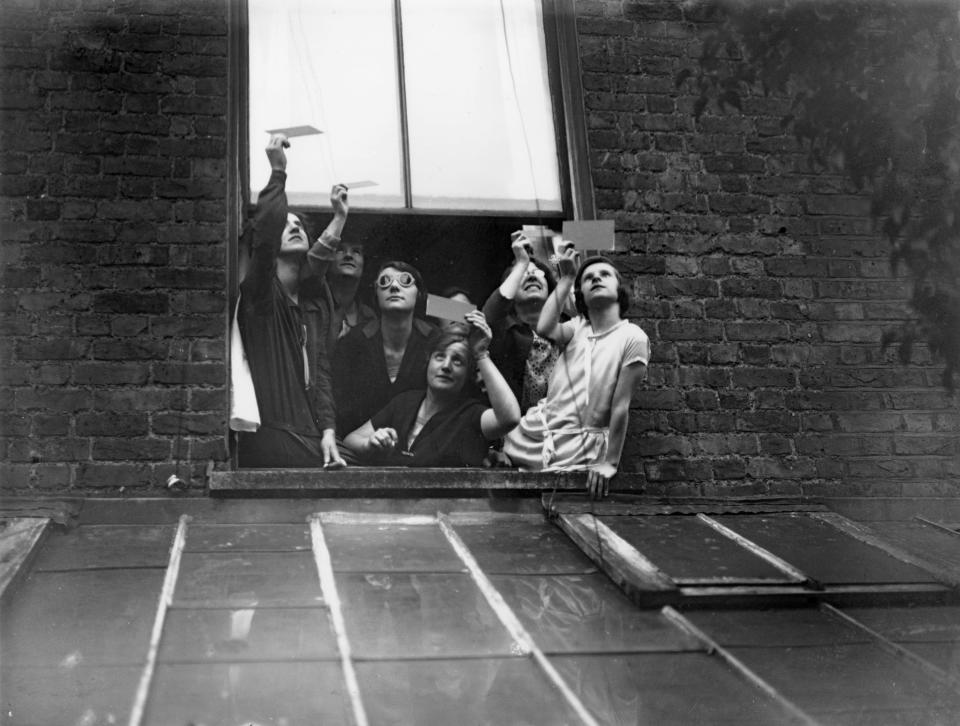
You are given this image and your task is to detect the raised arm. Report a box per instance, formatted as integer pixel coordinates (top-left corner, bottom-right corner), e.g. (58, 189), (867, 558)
(482, 233), (529, 323)
(466, 310), (521, 438)
(586, 360), (647, 499)
(243, 134), (290, 297)
(306, 183), (349, 278)
(536, 246), (578, 345)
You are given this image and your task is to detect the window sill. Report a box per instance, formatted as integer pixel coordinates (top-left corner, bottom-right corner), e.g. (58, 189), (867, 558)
(209, 467), (648, 496)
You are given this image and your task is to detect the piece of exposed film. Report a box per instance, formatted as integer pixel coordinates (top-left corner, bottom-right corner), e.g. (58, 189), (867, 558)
(265, 125), (323, 137)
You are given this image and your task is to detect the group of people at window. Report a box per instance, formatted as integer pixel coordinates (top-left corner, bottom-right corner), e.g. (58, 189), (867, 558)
(234, 135), (650, 496)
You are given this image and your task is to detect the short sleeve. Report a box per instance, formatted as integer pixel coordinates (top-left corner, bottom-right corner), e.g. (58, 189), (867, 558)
(622, 324), (650, 367)
(557, 316), (587, 346)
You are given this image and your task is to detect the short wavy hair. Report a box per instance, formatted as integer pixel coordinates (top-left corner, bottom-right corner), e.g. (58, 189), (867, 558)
(426, 331), (475, 388)
(573, 256), (629, 318)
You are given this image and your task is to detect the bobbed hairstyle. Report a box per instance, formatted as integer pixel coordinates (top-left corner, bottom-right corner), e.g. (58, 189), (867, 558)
(426, 331), (475, 389)
(283, 211), (311, 246)
(374, 260), (428, 316)
(574, 255), (629, 318)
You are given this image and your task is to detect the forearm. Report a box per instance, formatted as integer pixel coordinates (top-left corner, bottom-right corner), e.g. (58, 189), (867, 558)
(497, 262), (526, 301)
(536, 276), (572, 341)
(478, 356), (520, 438)
(603, 402), (630, 469)
(312, 358), (337, 432)
(306, 226), (343, 279)
(343, 425), (372, 456)
(481, 288), (511, 324)
(246, 170), (288, 288)
(602, 363), (645, 469)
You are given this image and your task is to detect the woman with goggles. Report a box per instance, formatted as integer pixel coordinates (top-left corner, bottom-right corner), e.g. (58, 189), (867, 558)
(343, 310), (520, 467)
(332, 261), (439, 437)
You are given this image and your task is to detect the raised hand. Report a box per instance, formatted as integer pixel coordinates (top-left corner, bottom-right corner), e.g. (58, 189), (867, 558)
(465, 309), (492, 358)
(330, 183), (349, 218)
(510, 232), (532, 265)
(556, 245), (579, 279)
(266, 133), (289, 171)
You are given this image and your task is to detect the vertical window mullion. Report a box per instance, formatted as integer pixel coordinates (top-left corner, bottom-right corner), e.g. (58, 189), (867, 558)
(393, 0), (414, 209)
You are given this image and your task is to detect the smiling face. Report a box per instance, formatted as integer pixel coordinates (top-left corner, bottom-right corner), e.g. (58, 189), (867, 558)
(375, 265), (418, 314)
(515, 263), (549, 304)
(427, 340), (469, 395)
(332, 243), (364, 279)
(279, 213), (308, 254)
(579, 261), (620, 308)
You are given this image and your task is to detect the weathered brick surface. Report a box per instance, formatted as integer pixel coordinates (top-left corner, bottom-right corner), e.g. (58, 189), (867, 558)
(1, 0), (226, 493)
(582, 0), (957, 497)
(0, 0), (954, 496)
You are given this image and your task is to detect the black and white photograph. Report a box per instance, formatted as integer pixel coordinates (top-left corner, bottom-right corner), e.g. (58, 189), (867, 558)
(1, 0), (959, 723)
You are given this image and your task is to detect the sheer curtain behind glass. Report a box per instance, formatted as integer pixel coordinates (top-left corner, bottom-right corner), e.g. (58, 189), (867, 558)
(402, 0), (562, 211)
(249, 0), (562, 211)
(248, 0), (405, 207)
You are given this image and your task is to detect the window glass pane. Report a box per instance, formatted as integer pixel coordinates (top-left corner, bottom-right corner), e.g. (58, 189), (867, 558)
(248, 0), (405, 208)
(401, 0), (562, 211)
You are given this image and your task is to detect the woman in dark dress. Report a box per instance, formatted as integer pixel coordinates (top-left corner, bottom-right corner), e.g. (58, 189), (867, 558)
(343, 311), (520, 467)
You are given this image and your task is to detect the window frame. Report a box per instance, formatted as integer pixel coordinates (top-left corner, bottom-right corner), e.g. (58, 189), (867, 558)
(231, 0), (593, 222)
(225, 0), (594, 471)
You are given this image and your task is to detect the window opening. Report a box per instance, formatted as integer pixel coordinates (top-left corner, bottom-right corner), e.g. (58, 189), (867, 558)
(247, 0), (564, 213)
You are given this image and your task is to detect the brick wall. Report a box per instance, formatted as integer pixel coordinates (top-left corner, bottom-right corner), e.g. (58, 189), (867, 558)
(1, 0), (229, 493)
(0, 0), (955, 496)
(582, 1), (958, 497)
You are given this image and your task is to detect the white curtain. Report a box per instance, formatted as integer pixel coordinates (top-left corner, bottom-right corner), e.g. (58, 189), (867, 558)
(248, 0), (562, 211)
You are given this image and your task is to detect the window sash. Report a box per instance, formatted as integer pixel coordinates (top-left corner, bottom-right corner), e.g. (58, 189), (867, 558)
(245, 0), (581, 214)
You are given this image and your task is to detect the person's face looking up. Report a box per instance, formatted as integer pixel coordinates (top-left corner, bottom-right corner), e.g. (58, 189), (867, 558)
(280, 213), (308, 254)
(580, 261), (620, 308)
(333, 243), (364, 279)
(427, 341), (469, 395)
(441, 292), (473, 336)
(375, 266), (418, 314)
(515, 263), (548, 304)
